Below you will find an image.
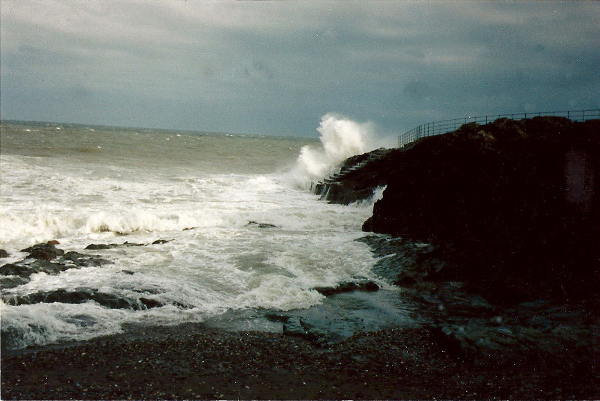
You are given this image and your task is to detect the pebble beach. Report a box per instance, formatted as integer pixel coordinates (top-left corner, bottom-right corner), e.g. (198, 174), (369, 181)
(3, 323), (599, 400)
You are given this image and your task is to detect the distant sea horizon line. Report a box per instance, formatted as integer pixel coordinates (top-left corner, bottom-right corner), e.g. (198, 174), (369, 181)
(0, 118), (318, 140)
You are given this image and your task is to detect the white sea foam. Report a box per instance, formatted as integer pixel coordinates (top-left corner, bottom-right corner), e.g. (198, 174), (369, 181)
(0, 120), (388, 349)
(1, 301), (128, 349)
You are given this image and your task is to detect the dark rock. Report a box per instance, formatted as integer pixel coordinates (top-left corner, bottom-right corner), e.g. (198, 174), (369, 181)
(313, 148), (397, 204)
(85, 244), (119, 250)
(1, 249), (112, 282)
(152, 240), (171, 245)
(0, 260), (69, 278)
(363, 281), (380, 291)
(21, 243), (65, 261)
(0, 263), (32, 276)
(429, 325), (466, 356)
(0, 276), (30, 289)
(139, 297), (163, 309)
(357, 235), (441, 286)
(123, 241), (145, 247)
(314, 281), (380, 297)
(0, 249), (9, 258)
(282, 317), (328, 345)
(426, 315), (593, 356)
(356, 117), (600, 302)
(265, 313), (291, 323)
(394, 274), (417, 287)
(85, 241), (146, 250)
(63, 252), (111, 267)
(3, 289), (165, 311)
(247, 221), (278, 229)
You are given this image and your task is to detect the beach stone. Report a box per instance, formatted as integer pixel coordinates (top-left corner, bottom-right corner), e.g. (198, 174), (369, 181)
(0, 249), (9, 258)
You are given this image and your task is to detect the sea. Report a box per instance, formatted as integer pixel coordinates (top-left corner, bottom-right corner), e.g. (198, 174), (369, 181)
(1, 116), (417, 350)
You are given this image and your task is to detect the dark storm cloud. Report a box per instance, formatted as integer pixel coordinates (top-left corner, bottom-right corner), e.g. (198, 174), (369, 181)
(1, 1), (598, 137)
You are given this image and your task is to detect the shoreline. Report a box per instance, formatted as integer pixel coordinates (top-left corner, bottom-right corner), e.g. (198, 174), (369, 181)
(3, 323), (599, 400)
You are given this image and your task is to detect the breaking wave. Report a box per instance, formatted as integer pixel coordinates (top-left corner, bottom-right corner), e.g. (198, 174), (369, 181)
(290, 113), (377, 188)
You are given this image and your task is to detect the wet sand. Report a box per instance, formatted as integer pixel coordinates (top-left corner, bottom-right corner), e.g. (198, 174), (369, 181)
(2, 325), (598, 400)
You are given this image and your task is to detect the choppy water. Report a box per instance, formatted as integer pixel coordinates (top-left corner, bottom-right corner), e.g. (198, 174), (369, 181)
(1, 118), (415, 349)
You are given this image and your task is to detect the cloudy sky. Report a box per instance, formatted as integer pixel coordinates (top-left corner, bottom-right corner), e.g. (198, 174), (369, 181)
(1, 1), (599, 137)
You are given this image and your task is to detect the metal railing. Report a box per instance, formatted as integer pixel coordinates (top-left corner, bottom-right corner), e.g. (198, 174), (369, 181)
(398, 109), (600, 148)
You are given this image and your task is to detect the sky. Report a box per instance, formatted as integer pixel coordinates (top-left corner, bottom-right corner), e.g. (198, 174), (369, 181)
(1, 1), (599, 138)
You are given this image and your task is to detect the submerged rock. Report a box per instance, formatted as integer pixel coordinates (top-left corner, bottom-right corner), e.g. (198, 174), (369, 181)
(314, 281), (380, 297)
(246, 221), (278, 229)
(281, 317), (339, 346)
(85, 243), (120, 250)
(3, 288), (165, 310)
(1, 260), (72, 278)
(0, 276), (30, 290)
(63, 251), (112, 267)
(85, 240), (168, 250)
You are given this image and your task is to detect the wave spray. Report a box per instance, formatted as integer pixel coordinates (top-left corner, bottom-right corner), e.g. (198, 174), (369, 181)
(291, 113), (376, 187)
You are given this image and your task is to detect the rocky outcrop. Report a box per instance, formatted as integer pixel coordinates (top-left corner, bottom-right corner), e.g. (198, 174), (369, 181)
(312, 117), (600, 302)
(3, 288), (165, 310)
(0, 240), (172, 290)
(313, 280), (380, 296)
(312, 148), (398, 204)
(0, 242), (112, 289)
(358, 117), (600, 302)
(21, 242), (65, 261)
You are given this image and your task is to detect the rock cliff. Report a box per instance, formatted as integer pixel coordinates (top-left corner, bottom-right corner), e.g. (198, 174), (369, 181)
(325, 117), (600, 302)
